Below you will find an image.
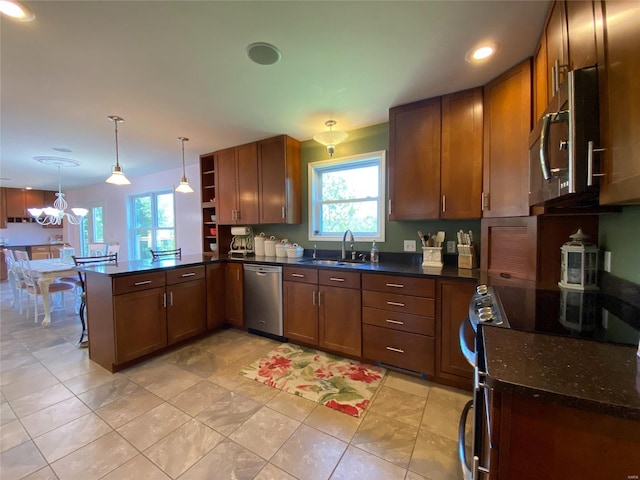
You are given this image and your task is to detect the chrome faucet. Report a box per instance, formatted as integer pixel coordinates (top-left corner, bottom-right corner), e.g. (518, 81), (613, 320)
(341, 229), (354, 260)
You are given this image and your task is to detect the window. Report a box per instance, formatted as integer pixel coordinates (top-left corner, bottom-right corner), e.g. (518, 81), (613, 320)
(309, 150), (386, 242)
(130, 191), (175, 260)
(80, 204), (104, 256)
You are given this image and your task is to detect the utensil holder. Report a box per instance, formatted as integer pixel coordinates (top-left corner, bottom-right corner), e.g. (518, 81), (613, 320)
(458, 245), (477, 269)
(422, 246), (443, 268)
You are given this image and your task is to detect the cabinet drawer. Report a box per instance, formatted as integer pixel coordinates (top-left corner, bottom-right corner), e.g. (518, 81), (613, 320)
(319, 270), (360, 289)
(31, 246), (51, 254)
(283, 267), (318, 284)
(113, 272), (166, 295)
(362, 273), (434, 297)
(362, 306), (435, 336)
(362, 290), (435, 317)
(166, 266), (205, 285)
(363, 324), (434, 375)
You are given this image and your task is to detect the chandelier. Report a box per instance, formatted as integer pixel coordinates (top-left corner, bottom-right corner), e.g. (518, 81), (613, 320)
(28, 158), (88, 226)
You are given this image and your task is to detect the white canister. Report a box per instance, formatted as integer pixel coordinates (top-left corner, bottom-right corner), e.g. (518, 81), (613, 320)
(275, 240), (290, 257)
(287, 243), (304, 258)
(254, 233), (266, 256)
(264, 236), (277, 257)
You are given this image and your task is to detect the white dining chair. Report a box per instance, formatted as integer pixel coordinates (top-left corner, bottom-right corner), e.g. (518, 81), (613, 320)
(107, 244), (121, 255)
(14, 250), (75, 323)
(3, 248), (27, 313)
(88, 243), (106, 256)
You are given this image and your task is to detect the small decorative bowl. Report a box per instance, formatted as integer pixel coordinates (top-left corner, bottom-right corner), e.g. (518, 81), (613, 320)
(210, 243), (217, 252)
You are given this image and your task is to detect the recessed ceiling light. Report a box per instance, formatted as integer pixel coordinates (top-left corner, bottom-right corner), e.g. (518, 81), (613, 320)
(0, 0), (35, 21)
(52, 146), (73, 153)
(465, 43), (498, 63)
(247, 42), (281, 66)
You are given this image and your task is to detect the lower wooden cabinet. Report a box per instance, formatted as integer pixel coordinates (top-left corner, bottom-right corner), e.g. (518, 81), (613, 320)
(166, 266), (206, 345)
(225, 263), (244, 327)
(283, 267), (361, 357)
(363, 324), (435, 374)
(206, 263), (226, 330)
(436, 279), (475, 388)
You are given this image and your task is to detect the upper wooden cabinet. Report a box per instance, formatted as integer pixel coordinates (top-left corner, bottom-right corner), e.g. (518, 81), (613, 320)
(482, 59), (532, 218)
(257, 135), (301, 224)
(4, 188), (45, 218)
(545, 0), (569, 100)
(0, 188), (6, 229)
(441, 88), (484, 219)
(389, 97), (441, 220)
(214, 135), (301, 226)
(599, 0), (640, 205)
(389, 89), (483, 220)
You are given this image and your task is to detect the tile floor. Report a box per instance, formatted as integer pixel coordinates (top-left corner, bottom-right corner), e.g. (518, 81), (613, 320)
(0, 281), (471, 480)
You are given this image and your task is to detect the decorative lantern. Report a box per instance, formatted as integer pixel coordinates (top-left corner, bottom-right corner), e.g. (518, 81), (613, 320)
(559, 228), (599, 290)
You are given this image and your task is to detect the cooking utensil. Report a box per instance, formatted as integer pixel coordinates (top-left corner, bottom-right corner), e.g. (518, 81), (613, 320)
(418, 231), (427, 247)
(435, 231), (445, 247)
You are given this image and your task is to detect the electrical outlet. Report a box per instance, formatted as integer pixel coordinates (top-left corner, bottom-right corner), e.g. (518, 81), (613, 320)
(404, 240), (416, 252)
(447, 240), (456, 254)
(604, 251), (611, 272)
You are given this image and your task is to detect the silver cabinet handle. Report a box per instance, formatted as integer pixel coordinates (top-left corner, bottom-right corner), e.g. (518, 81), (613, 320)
(169, 291), (173, 306)
(386, 346), (404, 354)
(291, 273), (305, 278)
(386, 319), (404, 325)
(181, 272), (196, 277)
(442, 195), (446, 213)
(312, 291), (316, 306)
(281, 206), (286, 219)
(317, 291), (322, 306)
(134, 280), (152, 286)
(388, 199), (392, 215)
(162, 292), (167, 308)
(329, 277), (345, 282)
(385, 283), (404, 288)
(587, 140), (606, 186)
(387, 301), (405, 307)
(481, 192), (489, 211)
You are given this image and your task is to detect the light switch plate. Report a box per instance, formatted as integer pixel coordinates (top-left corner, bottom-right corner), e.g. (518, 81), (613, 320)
(447, 241), (456, 253)
(404, 240), (416, 252)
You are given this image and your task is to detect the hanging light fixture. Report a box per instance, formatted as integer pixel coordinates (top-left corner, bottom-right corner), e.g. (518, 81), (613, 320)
(175, 136), (194, 194)
(105, 115), (131, 185)
(28, 159), (88, 226)
(313, 120), (348, 157)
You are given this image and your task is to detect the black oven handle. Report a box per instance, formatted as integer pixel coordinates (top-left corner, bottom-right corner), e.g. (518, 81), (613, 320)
(459, 318), (476, 367)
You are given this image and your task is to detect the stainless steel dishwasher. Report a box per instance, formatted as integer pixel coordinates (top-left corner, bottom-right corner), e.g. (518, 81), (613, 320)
(243, 264), (284, 338)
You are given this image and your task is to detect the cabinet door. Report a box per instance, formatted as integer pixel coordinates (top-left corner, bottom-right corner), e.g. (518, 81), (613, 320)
(533, 35), (549, 122)
(235, 142), (259, 224)
(206, 263), (226, 330)
(438, 280), (475, 381)
(441, 88), (483, 219)
(215, 147), (237, 225)
(24, 190), (44, 213)
(319, 285), (362, 357)
(5, 188), (26, 217)
(566, 0), (597, 71)
(0, 188), (6, 228)
(482, 59), (532, 218)
(546, 0), (568, 98)
(225, 263), (243, 327)
(389, 97), (441, 220)
(167, 279), (206, 345)
(599, 0), (640, 205)
(284, 281), (318, 345)
(114, 286), (167, 364)
(258, 135), (301, 224)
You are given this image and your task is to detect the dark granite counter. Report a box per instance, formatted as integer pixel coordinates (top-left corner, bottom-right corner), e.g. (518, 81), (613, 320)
(482, 326), (640, 421)
(79, 252), (481, 282)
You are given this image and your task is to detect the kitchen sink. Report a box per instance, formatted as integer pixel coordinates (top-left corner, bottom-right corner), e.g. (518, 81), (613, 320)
(299, 258), (369, 267)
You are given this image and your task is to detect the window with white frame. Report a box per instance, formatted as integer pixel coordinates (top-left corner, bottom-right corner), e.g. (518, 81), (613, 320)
(80, 204), (104, 256)
(308, 150), (386, 242)
(130, 191), (175, 260)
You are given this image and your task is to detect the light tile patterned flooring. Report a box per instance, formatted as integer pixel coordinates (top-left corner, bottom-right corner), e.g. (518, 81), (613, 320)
(0, 281), (470, 480)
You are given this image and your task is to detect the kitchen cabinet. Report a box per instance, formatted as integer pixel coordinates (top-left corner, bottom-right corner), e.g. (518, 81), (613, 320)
(436, 279), (475, 389)
(480, 214), (598, 283)
(482, 59), (532, 218)
(0, 249), (7, 281)
(488, 391), (640, 480)
(0, 188), (7, 229)
(283, 267), (361, 357)
(362, 274), (435, 375)
(5, 188), (44, 218)
(216, 144), (259, 225)
(598, 0), (640, 205)
(257, 135), (301, 224)
(441, 88), (483, 219)
(388, 97), (441, 220)
(166, 266), (206, 345)
(545, 0), (568, 101)
(199, 153), (230, 255)
(533, 34), (548, 123)
(225, 262), (244, 327)
(206, 263), (226, 330)
(30, 245), (56, 260)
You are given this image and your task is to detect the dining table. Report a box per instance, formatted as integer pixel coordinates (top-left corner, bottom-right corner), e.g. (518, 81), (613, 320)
(28, 258), (78, 327)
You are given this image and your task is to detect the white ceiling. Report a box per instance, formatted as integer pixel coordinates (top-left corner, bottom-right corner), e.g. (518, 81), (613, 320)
(1, 0), (549, 191)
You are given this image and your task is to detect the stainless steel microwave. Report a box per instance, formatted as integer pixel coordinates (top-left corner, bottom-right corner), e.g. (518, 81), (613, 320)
(528, 66), (601, 206)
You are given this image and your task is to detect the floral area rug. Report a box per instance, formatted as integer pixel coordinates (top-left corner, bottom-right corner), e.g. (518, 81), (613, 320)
(241, 343), (386, 417)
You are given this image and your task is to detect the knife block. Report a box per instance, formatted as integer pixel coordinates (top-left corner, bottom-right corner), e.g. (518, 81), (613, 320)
(458, 245), (477, 269)
(422, 246), (443, 268)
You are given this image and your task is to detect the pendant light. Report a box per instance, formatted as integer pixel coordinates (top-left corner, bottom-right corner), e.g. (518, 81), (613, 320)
(313, 120), (348, 157)
(105, 115), (131, 185)
(175, 136), (194, 194)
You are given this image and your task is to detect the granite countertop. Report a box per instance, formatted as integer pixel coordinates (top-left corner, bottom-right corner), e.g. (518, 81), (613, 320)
(482, 326), (640, 421)
(79, 252), (481, 281)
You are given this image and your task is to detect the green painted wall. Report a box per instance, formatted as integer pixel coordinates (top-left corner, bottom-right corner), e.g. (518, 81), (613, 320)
(598, 206), (640, 284)
(255, 123), (480, 254)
